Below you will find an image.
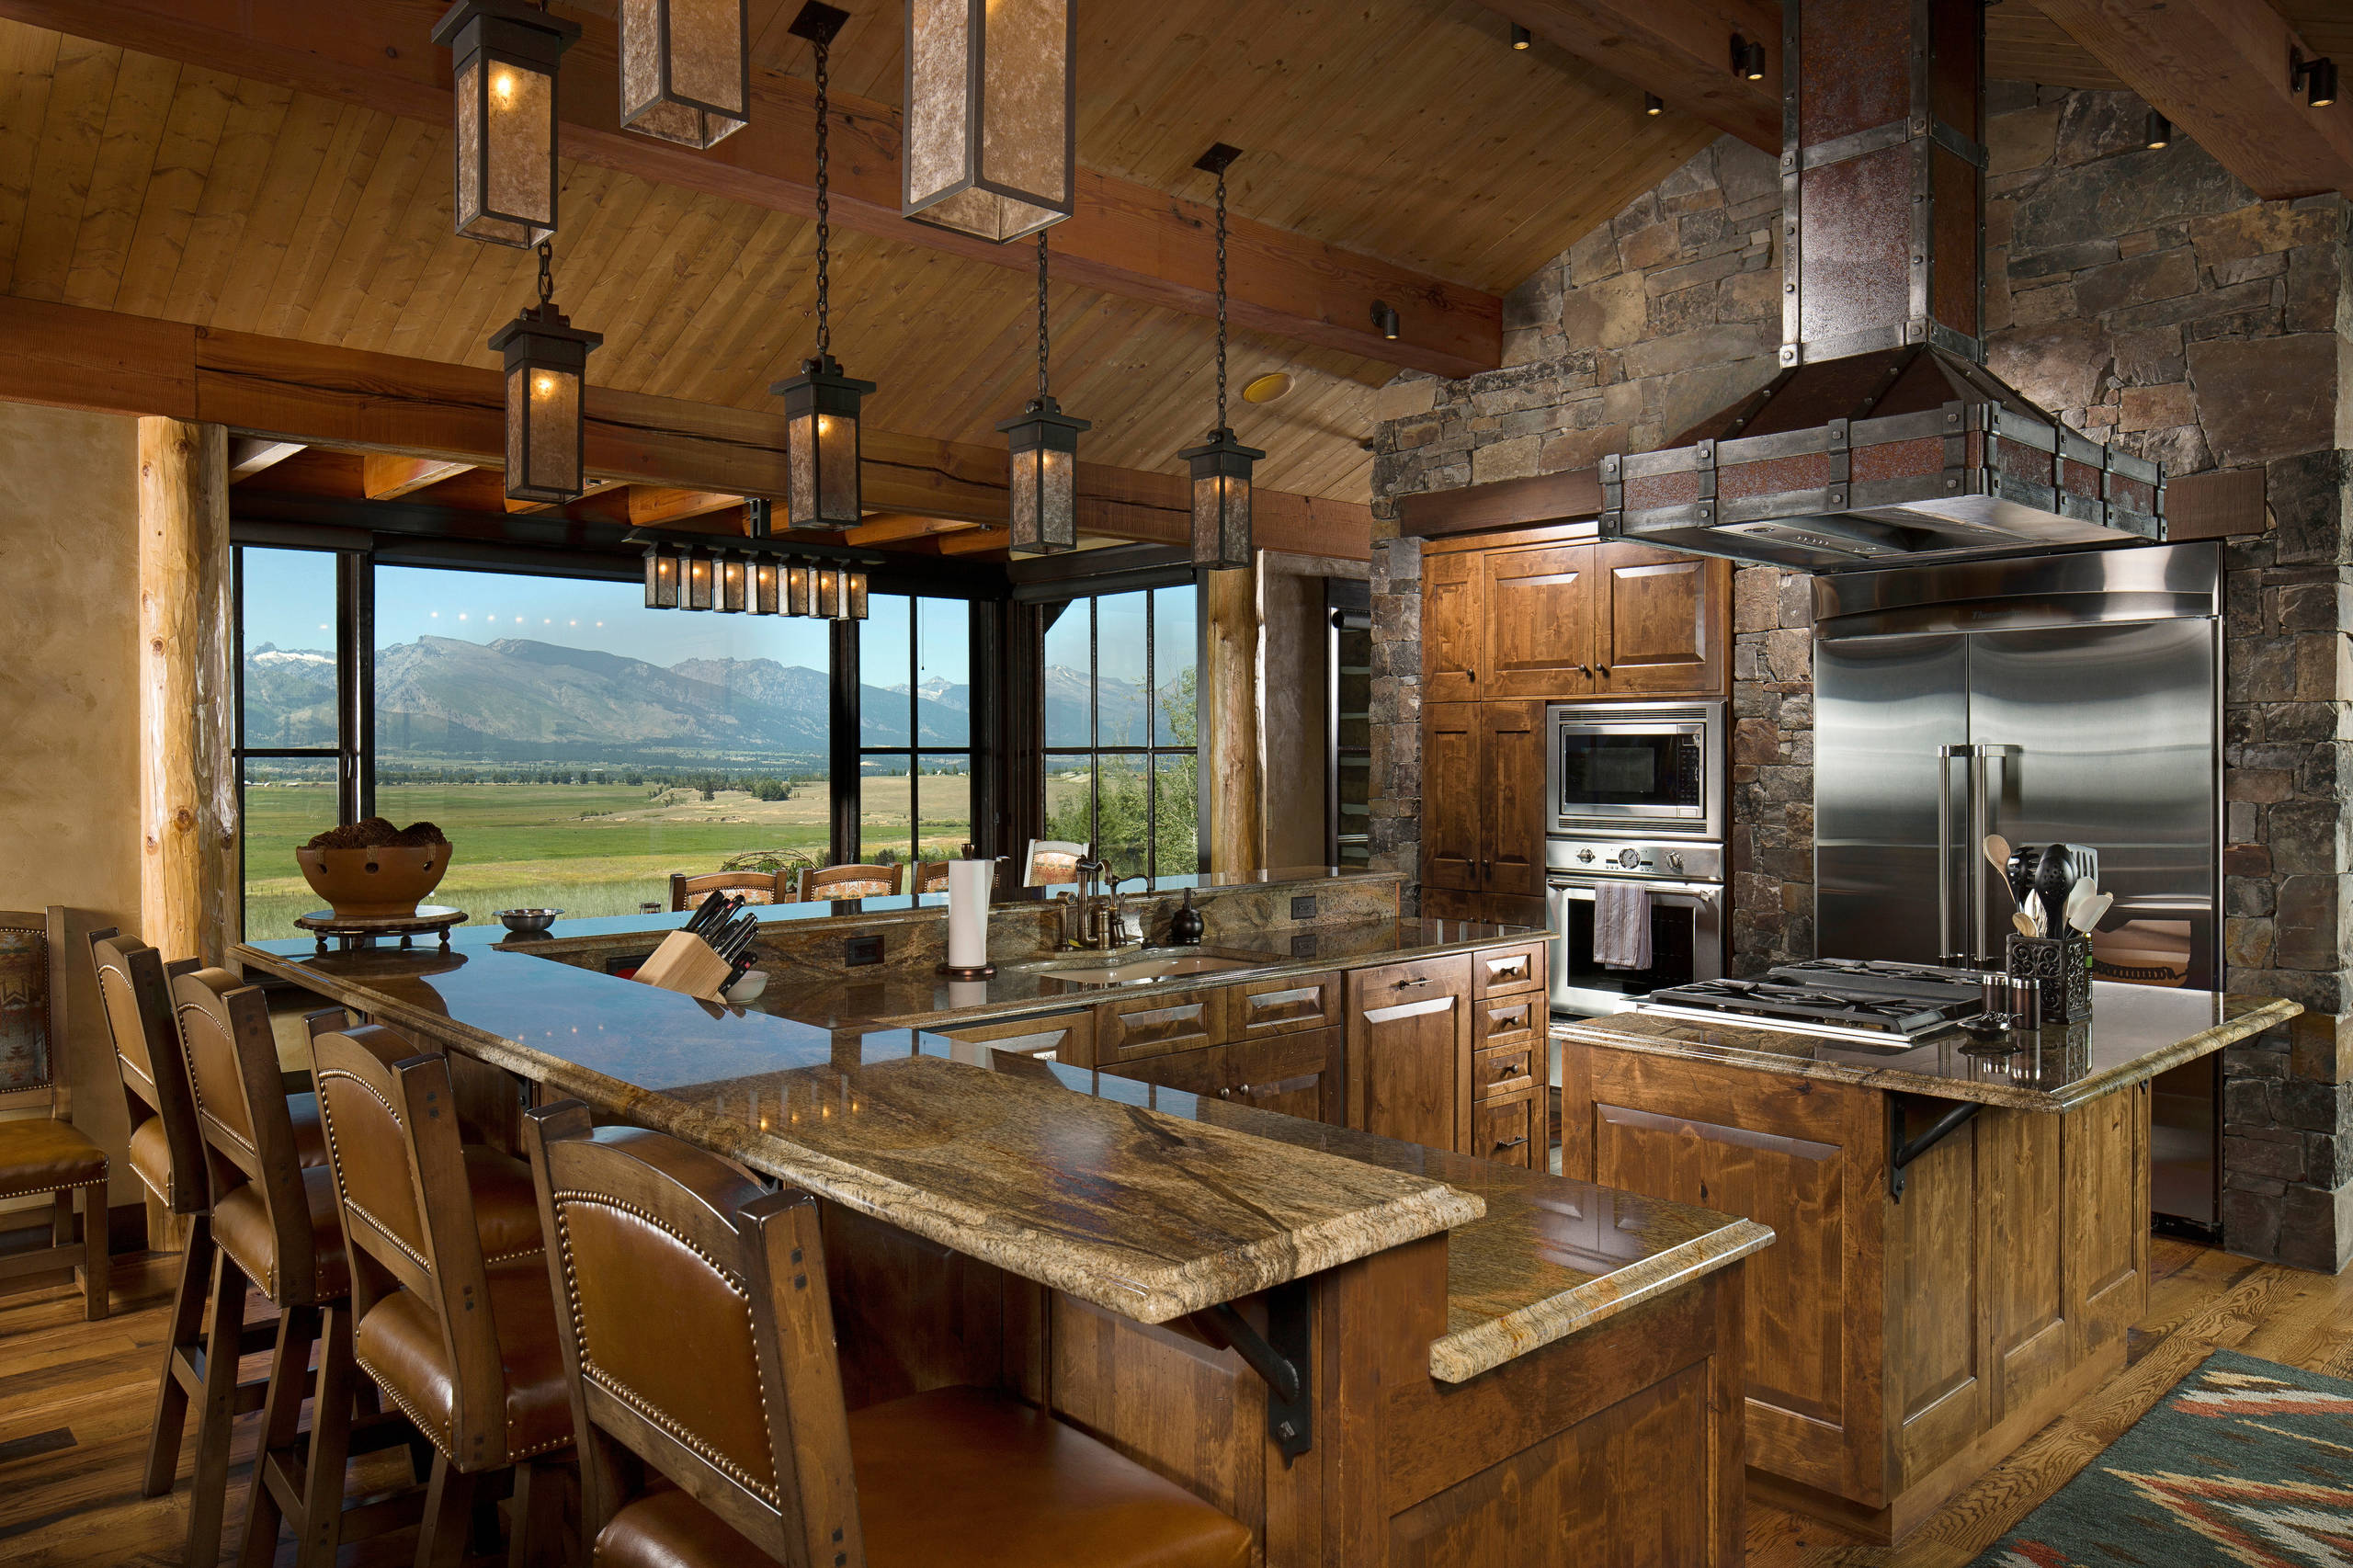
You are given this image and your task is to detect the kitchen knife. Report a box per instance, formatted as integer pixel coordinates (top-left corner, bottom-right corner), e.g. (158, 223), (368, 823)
(685, 891), (726, 936)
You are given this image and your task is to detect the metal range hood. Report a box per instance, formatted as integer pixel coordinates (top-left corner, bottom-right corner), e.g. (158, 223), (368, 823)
(1599, 0), (2164, 574)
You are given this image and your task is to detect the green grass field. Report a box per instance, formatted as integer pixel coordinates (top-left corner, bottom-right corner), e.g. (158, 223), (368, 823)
(242, 779), (988, 939)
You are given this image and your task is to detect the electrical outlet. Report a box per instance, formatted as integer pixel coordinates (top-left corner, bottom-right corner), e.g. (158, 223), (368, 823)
(845, 935), (885, 968)
(1291, 932), (1318, 959)
(1290, 894), (1318, 921)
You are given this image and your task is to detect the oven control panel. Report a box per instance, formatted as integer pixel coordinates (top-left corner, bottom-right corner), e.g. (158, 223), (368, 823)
(1545, 836), (1722, 882)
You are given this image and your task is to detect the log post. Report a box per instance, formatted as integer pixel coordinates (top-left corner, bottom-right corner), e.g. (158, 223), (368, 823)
(1203, 560), (1265, 873)
(138, 418), (238, 965)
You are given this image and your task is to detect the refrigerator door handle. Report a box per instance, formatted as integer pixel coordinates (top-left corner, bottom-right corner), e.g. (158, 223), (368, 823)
(1972, 744), (2020, 964)
(1938, 744), (1971, 967)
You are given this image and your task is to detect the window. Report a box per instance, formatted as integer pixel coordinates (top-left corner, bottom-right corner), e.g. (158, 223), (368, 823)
(236, 546), (361, 940)
(858, 595), (973, 868)
(1040, 585), (1199, 880)
(363, 563), (836, 926)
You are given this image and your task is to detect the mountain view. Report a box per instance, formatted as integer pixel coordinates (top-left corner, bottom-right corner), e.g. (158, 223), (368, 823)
(241, 636), (1168, 765)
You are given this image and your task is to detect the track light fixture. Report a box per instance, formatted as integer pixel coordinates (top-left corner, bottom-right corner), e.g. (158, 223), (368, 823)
(1730, 35), (1765, 81)
(1370, 300), (1400, 340)
(1644, 92), (1665, 116)
(2293, 50), (2337, 108)
(2143, 109), (2171, 149)
(1510, 23), (1530, 50)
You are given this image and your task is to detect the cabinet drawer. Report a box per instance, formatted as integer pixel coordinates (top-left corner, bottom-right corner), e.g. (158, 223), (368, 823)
(1096, 993), (1220, 1064)
(1357, 951), (1472, 1002)
(1473, 942), (1546, 999)
(1473, 991), (1542, 1051)
(1472, 1090), (1540, 1168)
(1223, 971), (1339, 1040)
(1472, 1041), (1537, 1100)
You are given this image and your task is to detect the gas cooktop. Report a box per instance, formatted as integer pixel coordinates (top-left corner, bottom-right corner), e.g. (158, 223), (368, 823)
(1634, 960), (1985, 1046)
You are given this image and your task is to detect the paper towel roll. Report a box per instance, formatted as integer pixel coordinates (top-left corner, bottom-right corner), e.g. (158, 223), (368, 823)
(947, 858), (992, 970)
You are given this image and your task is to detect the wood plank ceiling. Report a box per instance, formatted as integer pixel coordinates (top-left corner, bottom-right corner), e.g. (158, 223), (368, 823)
(1986, 0), (2353, 93)
(0, 1), (1711, 512)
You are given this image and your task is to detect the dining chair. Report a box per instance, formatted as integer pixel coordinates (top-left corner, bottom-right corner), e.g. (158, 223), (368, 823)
(521, 1102), (1254, 1568)
(310, 1017), (572, 1567)
(1022, 839), (1088, 887)
(91, 929), (324, 1565)
(911, 859), (952, 895)
(669, 870), (788, 911)
(0, 906), (108, 1322)
(797, 862), (904, 901)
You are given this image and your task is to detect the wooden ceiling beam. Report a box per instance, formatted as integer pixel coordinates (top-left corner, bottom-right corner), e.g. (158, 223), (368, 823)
(936, 528), (1012, 558)
(0, 296), (1374, 559)
(2030, 0), (2353, 199)
(361, 454), (474, 499)
(1468, 0), (1782, 151)
(626, 487), (745, 527)
(0, 0), (1504, 377)
(226, 437), (306, 483)
(847, 513), (983, 546)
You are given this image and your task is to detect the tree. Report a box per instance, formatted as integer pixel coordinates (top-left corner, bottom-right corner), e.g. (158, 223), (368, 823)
(1042, 665), (1199, 879)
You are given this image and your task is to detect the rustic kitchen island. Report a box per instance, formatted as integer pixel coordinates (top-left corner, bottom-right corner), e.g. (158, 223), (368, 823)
(234, 877), (1772, 1567)
(1553, 982), (2302, 1543)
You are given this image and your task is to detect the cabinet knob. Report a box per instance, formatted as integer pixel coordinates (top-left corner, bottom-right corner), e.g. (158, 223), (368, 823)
(1596, 665), (1611, 676)
(1216, 1086), (1233, 1098)
(1496, 1062), (1524, 1077)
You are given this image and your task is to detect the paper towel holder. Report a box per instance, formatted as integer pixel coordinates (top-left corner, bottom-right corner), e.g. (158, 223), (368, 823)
(937, 851), (1006, 979)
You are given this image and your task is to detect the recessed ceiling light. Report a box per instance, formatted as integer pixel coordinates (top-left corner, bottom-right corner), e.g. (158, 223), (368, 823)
(1242, 372), (1292, 403)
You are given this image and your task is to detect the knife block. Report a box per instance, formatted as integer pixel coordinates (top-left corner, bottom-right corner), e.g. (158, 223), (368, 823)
(2004, 932), (2092, 1023)
(633, 929), (733, 1002)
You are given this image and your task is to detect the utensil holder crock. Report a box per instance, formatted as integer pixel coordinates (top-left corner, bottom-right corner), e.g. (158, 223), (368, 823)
(2003, 932), (2092, 1023)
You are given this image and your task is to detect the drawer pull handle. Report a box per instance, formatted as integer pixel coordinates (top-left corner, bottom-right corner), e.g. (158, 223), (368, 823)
(1492, 1136), (1529, 1151)
(1395, 976), (1431, 989)
(1495, 1062), (1525, 1077)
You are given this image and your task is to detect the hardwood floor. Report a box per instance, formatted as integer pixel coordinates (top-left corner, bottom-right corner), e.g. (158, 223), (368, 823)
(0, 1238), (2346, 1566)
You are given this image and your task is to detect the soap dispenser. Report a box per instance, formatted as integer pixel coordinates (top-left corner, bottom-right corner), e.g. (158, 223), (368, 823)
(1169, 888), (1205, 947)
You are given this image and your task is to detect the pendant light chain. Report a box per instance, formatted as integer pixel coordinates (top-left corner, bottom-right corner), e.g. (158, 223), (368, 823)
(536, 239), (554, 305)
(1213, 168), (1229, 433)
(1037, 232), (1051, 402)
(813, 30), (832, 358)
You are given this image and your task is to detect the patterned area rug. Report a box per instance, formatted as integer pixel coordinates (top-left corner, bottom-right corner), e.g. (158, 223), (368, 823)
(1971, 1349), (2353, 1567)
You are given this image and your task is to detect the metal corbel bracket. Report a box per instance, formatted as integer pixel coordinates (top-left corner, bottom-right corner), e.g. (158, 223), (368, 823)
(1887, 1095), (1984, 1201)
(1203, 1282), (1313, 1463)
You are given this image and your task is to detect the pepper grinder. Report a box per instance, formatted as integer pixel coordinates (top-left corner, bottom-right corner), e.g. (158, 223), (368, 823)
(1169, 888), (1205, 947)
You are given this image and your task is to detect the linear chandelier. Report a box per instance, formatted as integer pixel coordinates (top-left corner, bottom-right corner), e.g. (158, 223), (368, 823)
(641, 531), (870, 619)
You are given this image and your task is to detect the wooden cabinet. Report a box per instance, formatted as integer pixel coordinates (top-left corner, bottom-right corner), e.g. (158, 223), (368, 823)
(1424, 548), (1483, 704)
(1097, 1028), (1345, 1126)
(1421, 699), (1545, 902)
(1483, 542), (1598, 699)
(1347, 954), (1472, 1153)
(1222, 971), (1341, 1040)
(1471, 1089), (1541, 1168)
(1596, 541), (1725, 694)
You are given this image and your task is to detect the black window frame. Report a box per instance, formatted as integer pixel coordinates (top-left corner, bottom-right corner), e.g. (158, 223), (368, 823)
(1036, 581), (1204, 881)
(854, 591), (980, 867)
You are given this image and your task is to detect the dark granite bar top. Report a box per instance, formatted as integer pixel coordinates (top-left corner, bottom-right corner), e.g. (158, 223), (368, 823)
(1556, 982), (2302, 1112)
(747, 917), (1544, 1031)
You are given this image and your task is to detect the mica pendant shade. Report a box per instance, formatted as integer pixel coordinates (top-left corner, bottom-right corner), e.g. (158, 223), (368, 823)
(1182, 427), (1264, 571)
(715, 550), (749, 612)
(488, 303), (603, 504)
(771, 355), (875, 528)
(643, 544), (680, 608)
(682, 549), (715, 610)
(432, 0), (579, 248)
(786, 560), (815, 617)
(752, 557), (781, 614)
(816, 562), (844, 619)
(620, 0), (750, 149)
(903, 0), (1075, 243)
(998, 396), (1089, 555)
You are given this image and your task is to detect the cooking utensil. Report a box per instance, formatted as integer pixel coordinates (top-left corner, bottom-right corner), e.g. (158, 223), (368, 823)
(2006, 846), (2040, 916)
(2033, 844), (2072, 938)
(1983, 835), (2020, 908)
(2070, 891), (2112, 933)
(2063, 879), (2095, 934)
(2012, 910), (2038, 938)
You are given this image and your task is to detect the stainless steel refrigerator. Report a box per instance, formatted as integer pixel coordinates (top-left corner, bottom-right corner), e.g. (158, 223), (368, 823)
(1812, 542), (2224, 1232)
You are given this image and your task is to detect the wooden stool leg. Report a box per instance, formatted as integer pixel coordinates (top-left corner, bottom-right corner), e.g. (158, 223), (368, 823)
(294, 1302), (357, 1568)
(415, 1453), (479, 1568)
(236, 1301), (318, 1568)
(51, 1187), (71, 1245)
(79, 1187), (108, 1321)
(184, 1245), (246, 1568)
(509, 1459), (576, 1568)
(142, 1215), (211, 1497)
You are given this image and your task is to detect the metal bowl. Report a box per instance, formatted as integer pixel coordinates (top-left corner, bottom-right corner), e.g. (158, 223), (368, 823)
(494, 908), (563, 938)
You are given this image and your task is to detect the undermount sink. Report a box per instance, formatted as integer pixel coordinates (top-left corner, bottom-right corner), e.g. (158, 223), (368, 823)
(1036, 953), (1263, 986)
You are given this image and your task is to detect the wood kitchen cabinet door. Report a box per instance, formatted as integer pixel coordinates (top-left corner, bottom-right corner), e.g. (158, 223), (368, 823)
(1421, 702), (1483, 892)
(1218, 1028), (1345, 1125)
(1483, 543), (1597, 699)
(1596, 542), (1727, 696)
(1479, 700), (1546, 898)
(1347, 955), (1472, 1153)
(1424, 549), (1483, 703)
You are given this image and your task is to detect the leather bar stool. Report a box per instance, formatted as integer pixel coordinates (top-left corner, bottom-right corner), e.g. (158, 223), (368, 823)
(309, 1017), (572, 1567)
(90, 930), (333, 1567)
(0, 907), (108, 1322)
(521, 1103), (1254, 1568)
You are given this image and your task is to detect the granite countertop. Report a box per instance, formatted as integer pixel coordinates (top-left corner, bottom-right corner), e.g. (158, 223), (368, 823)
(748, 917), (1546, 1032)
(1556, 982), (2302, 1111)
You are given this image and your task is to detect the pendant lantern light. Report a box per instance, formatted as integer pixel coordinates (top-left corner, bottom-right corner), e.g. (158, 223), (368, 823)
(771, 3), (873, 529)
(433, 0), (579, 248)
(904, 0), (1075, 243)
(489, 241), (603, 505)
(620, 0), (751, 148)
(643, 542), (680, 608)
(751, 555), (781, 614)
(715, 548), (750, 612)
(998, 232), (1090, 555)
(785, 558), (816, 617)
(681, 546), (716, 610)
(1178, 144), (1264, 572)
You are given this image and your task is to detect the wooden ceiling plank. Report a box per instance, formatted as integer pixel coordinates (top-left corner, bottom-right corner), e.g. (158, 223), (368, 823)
(620, 199), (775, 396)
(109, 57), (233, 316)
(297, 111), (432, 343)
(156, 70), (294, 324)
(361, 453), (472, 499)
(12, 34), (123, 302)
(1467, 0), (1781, 151)
(585, 190), (739, 383)
(59, 48), (175, 312)
(208, 88), (344, 331)
(2030, 0), (2353, 198)
(0, 22), (65, 295)
(264, 101), (395, 341)
(0, 0), (1501, 377)
(226, 435), (303, 480)
(333, 116), (454, 351)
(642, 207), (803, 403)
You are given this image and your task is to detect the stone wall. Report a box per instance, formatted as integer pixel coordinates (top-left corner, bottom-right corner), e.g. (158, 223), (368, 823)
(1365, 87), (2353, 1268)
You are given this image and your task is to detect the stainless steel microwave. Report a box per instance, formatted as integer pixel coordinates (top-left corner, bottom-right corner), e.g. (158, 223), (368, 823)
(1544, 699), (1725, 840)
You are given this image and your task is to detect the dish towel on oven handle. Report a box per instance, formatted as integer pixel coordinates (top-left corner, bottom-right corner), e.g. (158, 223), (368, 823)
(1591, 881), (1654, 971)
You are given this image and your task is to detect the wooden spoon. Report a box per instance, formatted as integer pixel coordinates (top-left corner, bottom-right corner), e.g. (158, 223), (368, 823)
(1983, 835), (2017, 904)
(2012, 911), (2038, 938)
